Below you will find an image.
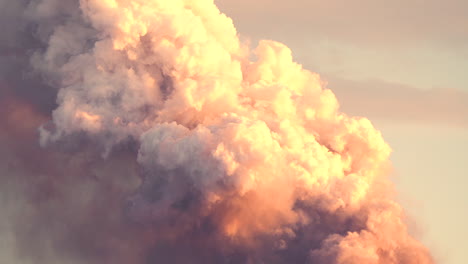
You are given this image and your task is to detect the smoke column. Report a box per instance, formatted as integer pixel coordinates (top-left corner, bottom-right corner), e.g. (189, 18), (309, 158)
(0, 0), (434, 263)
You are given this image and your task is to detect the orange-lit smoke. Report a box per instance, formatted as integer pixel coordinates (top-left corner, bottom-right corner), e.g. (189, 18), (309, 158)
(1, 0), (433, 263)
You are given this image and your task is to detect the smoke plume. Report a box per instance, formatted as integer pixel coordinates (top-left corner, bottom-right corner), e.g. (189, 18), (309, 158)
(0, 0), (434, 263)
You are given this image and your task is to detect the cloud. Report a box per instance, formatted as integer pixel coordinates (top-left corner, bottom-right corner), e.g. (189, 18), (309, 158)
(0, 0), (434, 263)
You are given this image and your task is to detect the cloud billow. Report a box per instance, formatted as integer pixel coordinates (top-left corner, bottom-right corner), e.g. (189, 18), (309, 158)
(0, 0), (434, 263)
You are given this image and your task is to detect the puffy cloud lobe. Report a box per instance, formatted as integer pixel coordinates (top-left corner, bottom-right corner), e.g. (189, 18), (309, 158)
(1, 0), (434, 263)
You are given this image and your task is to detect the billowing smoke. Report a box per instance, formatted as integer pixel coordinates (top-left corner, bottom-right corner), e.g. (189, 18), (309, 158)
(0, 0), (434, 263)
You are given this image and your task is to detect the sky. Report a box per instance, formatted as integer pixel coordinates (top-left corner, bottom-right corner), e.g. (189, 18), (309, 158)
(216, 0), (468, 263)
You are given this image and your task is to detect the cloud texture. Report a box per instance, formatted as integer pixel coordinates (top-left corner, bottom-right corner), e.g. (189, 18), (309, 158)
(0, 0), (434, 263)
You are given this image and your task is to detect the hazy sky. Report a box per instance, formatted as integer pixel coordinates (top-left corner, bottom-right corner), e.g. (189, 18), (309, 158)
(216, 1), (468, 263)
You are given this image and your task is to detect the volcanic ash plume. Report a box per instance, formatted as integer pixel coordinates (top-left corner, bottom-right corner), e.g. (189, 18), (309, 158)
(0, 0), (434, 263)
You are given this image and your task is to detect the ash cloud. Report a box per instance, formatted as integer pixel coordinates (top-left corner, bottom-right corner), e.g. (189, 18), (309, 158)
(0, 0), (434, 263)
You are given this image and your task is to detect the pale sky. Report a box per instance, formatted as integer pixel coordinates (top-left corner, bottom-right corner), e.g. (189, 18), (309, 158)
(216, 1), (468, 263)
